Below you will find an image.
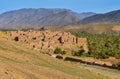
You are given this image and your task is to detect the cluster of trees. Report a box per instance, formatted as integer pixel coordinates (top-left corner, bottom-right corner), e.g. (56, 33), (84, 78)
(73, 31), (120, 59)
(53, 31), (120, 59)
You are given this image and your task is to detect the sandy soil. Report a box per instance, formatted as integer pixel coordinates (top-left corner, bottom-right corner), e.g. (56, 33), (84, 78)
(77, 64), (120, 79)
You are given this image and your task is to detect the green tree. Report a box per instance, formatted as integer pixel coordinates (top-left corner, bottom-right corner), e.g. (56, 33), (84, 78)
(72, 31), (120, 59)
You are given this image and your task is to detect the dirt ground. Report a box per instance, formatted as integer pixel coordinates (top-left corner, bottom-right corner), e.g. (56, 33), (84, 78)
(77, 63), (120, 79)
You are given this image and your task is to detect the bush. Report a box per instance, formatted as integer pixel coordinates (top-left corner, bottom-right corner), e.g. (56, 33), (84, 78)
(82, 53), (91, 57)
(54, 47), (62, 54)
(54, 47), (66, 55)
(93, 52), (109, 59)
(117, 62), (120, 68)
(61, 50), (66, 55)
(72, 48), (85, 56)
(115, 52), (120, 59)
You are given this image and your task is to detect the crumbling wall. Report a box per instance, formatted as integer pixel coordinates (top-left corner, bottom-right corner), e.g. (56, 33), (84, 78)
(7, 30), (88, 53)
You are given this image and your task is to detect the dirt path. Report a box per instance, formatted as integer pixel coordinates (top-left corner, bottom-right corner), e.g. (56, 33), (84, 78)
(77, 64), (120, 79)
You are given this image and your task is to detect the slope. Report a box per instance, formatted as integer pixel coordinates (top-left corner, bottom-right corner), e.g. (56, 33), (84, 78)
(0, 36), (110, 79)
(0, 8), (96, 29)
(79, 10), (120, 24)
(0, 8), (80, 28)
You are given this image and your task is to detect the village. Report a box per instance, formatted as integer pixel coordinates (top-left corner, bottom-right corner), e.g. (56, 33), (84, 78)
(7, 30), (88, 53)
(6, 30), (119, 69)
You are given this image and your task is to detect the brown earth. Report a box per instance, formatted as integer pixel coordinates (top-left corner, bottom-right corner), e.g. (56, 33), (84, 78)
(7, 30), (88, 53)
(0, 33), (110, 79)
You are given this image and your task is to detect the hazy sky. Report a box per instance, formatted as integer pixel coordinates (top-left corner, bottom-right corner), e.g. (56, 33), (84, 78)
(0, 0), (120, 13)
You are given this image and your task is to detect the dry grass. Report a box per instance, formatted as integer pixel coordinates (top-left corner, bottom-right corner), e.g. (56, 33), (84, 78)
(112, 25), (120, 31)
(45, 24), (120, 34)
(0, 37), (111, 79)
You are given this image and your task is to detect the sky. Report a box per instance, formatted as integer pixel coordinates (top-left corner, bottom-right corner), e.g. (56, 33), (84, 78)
(0, 0), (120, 14)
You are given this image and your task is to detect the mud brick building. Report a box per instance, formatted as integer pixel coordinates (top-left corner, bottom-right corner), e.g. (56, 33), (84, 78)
(7, 30), (88, 53)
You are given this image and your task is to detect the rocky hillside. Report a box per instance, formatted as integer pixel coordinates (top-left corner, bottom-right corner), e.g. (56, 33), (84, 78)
(77, 12), (96, 20)
(0, 8), (95, 29)
(79, 10), (120, 24)
(1, 8), (120, 29)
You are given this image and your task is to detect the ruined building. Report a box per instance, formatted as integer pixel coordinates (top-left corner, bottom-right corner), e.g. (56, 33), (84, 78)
(7, 30), (88, 53)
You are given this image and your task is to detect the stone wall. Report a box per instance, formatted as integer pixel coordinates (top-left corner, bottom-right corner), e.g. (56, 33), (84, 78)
(7, 30), (88, 53)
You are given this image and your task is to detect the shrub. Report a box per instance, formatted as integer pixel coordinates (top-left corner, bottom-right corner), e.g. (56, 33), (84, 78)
(117, 62), (120, 69)
(54, 47), (62, 54)
(93, 52), (109, 59)
(61, 50), (66, 55)
(74, 49), (84, 56)
(54, 47), (66, 55)
(115, 52), (120, 59)
(82, 53), (91, 57)
(72, 48), (85, 56)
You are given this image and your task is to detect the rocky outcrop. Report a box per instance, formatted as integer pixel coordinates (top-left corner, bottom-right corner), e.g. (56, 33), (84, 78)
(7, 30), (88, 53)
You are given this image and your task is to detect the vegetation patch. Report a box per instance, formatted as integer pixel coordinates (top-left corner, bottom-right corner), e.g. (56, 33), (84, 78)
(54, 47), (66, 55)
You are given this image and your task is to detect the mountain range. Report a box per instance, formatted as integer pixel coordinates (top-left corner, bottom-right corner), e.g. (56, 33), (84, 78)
(0, 8), (120, 29)
(79, 10), (120, 25)
(0, 8), (95, 29)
